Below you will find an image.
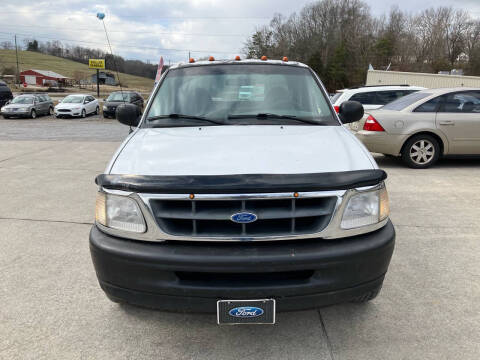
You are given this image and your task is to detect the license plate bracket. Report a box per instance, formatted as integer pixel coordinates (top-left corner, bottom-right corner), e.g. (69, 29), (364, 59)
(217, 299), (276, 325)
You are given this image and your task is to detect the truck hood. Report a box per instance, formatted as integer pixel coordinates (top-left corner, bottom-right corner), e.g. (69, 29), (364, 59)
(109, 125), (375, 175)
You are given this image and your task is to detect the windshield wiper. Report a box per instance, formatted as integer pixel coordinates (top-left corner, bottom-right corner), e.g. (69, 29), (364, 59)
(147, 113), (225, 125)
(228, 113), (321, 125)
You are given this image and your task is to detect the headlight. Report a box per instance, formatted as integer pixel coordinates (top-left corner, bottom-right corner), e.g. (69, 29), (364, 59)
(95, 192), (146, 233)
(341, 186), (389, 229)
(21, 108), (29, 112)
(73, 107), (80, 110)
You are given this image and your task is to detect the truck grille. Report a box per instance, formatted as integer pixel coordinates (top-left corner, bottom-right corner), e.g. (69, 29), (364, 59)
(149, 196), (338, 238)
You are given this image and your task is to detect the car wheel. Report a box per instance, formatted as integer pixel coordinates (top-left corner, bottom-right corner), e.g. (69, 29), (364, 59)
(81, 109), (86, 118)
(95, 106), (99, 115)
(401, 134), (440, 169)
(31, 109), (37, 119)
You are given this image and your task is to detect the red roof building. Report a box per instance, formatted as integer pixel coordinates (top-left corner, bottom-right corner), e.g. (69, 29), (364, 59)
(19, 69), (69, 86)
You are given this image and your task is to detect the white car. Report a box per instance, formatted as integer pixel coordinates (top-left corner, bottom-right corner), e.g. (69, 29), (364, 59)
(54, 94), (99, 118)
(331, 85), (425, 113)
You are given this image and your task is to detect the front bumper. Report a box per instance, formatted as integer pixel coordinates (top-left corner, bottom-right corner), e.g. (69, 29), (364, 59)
(2, 111), (30, 117)
(55, 110), (81, 117)
(103, 109), (116, 117)
(89, 220), (395, 312)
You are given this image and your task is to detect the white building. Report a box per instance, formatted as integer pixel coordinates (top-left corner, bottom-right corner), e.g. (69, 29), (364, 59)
(366, 70), (480, 89)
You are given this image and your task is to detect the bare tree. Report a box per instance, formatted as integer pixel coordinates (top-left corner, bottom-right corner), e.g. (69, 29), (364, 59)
(0, 41), (14, 50)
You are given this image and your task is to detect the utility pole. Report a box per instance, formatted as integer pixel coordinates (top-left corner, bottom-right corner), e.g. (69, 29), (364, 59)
(96, 68), (100, 97)
(14, 34), (20, 85)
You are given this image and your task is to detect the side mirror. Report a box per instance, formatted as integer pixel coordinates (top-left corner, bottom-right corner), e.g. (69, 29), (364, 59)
(338, 101), (364, 124)
(116, 103), (141, 127)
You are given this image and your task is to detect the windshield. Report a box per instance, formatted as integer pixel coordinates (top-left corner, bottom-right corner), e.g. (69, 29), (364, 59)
(382, 92), (431, 111)
(12, 96), (34, 104)
(107, 92), (130, 101)
(62, 95), (84, 104)
(330, 92), (342, 103)
(145, 64), (337, 126)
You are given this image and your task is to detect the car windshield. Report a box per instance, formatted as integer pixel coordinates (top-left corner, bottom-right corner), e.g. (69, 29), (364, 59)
(382, 92), (432, 111)
(11, 96), (33, 104)
(62, 96), (84, 103)
(145, 64), (337, 126)
(330, 92), (342, 103)
(107, 92), (130, 101)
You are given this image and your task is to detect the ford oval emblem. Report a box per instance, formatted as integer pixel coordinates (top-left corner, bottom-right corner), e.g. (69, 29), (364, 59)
(229, 306), (264, 318)
(231, 212), (257, 223)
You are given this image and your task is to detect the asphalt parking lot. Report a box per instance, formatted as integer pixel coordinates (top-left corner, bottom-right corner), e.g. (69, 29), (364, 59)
(1, 116), (479, 359)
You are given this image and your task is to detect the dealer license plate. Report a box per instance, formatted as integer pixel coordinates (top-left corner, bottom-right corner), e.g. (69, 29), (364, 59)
(217, 299), (276, 325)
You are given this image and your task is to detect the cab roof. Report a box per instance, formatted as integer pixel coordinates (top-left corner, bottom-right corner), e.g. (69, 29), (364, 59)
(170, 58), (309, 70)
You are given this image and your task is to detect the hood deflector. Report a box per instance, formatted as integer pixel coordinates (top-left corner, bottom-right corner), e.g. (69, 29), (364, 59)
(96, 170), (387, 194)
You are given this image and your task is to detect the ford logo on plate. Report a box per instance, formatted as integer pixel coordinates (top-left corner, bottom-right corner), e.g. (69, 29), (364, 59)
(229, 306), (264, 318)
(231, 212), (258, 223)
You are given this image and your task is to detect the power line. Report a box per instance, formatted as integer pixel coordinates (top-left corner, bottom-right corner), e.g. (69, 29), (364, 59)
(0, 31), (241, 54)
(0, 11), (270, 20)
(0, 24), (250, 37)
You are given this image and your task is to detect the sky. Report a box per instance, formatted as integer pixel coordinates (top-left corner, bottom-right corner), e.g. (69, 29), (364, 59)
(0, 0), (479, 65)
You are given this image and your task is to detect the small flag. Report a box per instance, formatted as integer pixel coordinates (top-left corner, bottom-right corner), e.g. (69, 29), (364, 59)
(155, 56), (164, 84)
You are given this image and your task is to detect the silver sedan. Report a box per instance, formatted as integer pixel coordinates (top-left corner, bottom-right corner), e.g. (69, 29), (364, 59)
(350, 87), (480, 168)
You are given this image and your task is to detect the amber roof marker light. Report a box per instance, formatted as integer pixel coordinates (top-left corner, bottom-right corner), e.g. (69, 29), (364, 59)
(235, 55), (241, 61)
(294, 192), (299, 198)
(209, 56), (215, 61)
(189, 58), (195, 63)
(261, 55), (268, 61)
(189, 194), (195, 200)
(282, 56), (288, 62)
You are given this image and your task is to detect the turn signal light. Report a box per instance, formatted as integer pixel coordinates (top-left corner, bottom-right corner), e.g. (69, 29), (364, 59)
(363, 115), (385, 132)
(189, 58), (195, 63)
(235, 55), (241, 61)
(282, 56), (288, 62)
(261, 55), (267, 61)
(333, 105), (340, 113)
(209, 56), (215, 61)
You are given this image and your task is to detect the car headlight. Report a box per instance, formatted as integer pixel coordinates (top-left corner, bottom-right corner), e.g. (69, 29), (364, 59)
(341, 185), (389, 229)
(72, 107), (80, 110)
(95, 192), (146, 233)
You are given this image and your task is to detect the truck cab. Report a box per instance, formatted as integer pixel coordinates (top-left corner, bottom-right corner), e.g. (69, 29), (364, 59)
(90, 58), (395, 325)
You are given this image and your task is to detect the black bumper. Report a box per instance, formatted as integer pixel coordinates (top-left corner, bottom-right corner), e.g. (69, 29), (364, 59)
(89, 221), (395, 312)
(103, 110), (116, 118)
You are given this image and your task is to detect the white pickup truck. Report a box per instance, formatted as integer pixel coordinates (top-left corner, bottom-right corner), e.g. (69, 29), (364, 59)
(90, 58), (395, 325)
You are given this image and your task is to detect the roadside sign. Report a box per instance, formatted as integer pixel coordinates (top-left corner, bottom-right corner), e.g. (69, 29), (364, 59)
(89, 59), (105, 69)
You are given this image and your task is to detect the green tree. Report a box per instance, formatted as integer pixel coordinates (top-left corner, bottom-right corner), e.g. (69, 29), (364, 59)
(27, 40), (39, 52)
